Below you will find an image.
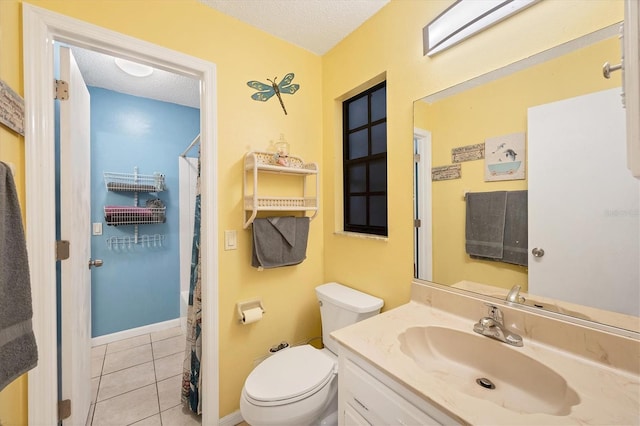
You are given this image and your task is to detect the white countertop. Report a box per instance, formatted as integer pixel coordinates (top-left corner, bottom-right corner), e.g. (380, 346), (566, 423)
(331, 300), (640, 425)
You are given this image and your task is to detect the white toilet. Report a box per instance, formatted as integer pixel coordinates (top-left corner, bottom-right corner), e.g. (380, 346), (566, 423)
(239, 282), (384, 426)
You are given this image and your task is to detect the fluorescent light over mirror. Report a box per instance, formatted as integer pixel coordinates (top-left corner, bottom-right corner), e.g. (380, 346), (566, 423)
(424, 0), (539, 56)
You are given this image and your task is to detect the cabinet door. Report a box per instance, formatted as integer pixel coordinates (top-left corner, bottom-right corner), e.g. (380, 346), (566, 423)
(343, 403), (371, 426)
(343, 359), (444, 425)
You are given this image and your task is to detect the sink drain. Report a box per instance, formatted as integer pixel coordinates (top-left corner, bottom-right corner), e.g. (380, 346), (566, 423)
(476, 377), (496, 390)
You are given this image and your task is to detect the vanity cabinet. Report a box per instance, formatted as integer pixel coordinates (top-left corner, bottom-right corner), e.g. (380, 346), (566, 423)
(243, 151), (319, 229)
(338, 347), (459, 426)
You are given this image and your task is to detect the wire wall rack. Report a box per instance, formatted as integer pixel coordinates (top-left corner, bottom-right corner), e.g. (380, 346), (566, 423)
(104, 170), (166, 192)
(104, 206), (166, 226)
(106, 234), (165, 250)
(103, 166), (167, 249)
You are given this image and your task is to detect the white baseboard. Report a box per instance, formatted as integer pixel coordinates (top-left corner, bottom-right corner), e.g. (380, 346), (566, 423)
(219, 410), (244, 426)
(91, 318), (181, 347)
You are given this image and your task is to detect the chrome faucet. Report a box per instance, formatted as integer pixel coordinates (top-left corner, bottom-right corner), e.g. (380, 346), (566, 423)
(506, 284), (526, 304)
(473, 304), (523, 347)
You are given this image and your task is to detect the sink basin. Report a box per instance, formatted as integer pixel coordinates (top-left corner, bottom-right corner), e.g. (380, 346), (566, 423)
(398, 326), (580, 415)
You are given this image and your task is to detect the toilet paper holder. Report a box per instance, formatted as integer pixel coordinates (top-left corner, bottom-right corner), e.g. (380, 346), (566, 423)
(237, 298), (266, 323)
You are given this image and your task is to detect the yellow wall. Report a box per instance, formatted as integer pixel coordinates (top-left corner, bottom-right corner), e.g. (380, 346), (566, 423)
(415, 37), (620, 291)
(1, 0), (323, 422)
(0, 0), (624, 423)
(321, 0), (623, 313)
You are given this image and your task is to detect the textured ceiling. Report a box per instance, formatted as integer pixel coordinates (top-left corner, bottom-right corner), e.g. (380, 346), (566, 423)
(69, 0), (389, 107)
(200, 0), (390, 55)
(70, 47), (200, 109)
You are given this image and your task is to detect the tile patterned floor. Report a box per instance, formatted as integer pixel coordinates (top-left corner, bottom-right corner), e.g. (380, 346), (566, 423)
(88, 326), (201, 426)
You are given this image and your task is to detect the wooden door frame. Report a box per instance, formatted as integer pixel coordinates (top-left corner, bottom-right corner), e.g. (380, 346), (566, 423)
(23, 4), (219, 424)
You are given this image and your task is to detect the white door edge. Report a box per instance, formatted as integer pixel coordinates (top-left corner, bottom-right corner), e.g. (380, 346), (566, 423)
(23, 4), (219, 424)
(414, 128), (433, 281)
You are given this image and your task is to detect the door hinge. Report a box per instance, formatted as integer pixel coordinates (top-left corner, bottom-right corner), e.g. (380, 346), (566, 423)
(414, 153), (421, 163)
(56, 240), (70, 261)
(55, 79), (69, 100)
(58, 399), (71, 421)
(414, 219), (422, 228)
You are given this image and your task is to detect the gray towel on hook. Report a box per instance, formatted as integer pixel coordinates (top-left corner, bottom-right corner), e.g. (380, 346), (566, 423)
(252, 217), (310, 269)
(0, 162), (38, 391)
(465, 191), (507, 259)
(502, 190), (528, 266)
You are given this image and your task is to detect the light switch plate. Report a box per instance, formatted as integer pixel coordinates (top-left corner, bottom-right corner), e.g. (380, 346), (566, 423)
(224, 230), (237, 250)
(93, 222), (103, 236)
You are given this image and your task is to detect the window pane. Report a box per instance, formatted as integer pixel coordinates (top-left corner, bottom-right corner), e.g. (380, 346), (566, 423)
(348, 129), (368, 159)
(349, 196), (367, 225)
(369, 159), (387, 192)
(369, 195), (387, 227)
(371, 86), (386, 122)
(371, 123), (386, 155)
(348, 96), (368, 129)
(348, 164), (366, 193)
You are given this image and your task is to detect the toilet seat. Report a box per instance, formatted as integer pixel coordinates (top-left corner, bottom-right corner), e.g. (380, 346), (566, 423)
(244, 345), (336, 407)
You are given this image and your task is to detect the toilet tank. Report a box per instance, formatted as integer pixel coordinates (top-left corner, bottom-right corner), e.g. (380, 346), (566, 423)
(315, 282), (383, 355)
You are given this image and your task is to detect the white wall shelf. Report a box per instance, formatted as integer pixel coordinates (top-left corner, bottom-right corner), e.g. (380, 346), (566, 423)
(243, 151), (319, 229)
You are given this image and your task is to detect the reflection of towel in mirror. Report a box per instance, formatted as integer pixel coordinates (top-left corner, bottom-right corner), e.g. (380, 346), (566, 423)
(502, 190), (528, 266)
(252, 217), (310, 269)
(465, 190), (528, 267)
(465, 191), (507, 259)
(0, 162), (38, 391)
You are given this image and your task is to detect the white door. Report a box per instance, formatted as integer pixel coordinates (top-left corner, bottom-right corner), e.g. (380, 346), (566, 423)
(414, 130), (432, 281)
(528, 88), (640, 316)
(59, 46), (94, 425)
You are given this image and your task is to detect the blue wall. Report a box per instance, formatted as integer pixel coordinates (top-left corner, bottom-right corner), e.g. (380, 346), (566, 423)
(90, 87), (200, 337)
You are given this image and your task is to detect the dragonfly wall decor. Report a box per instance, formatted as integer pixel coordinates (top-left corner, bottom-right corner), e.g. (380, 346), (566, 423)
(247, 73), (300, 115)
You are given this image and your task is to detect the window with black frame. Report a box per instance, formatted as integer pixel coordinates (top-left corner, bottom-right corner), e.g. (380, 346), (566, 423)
(343, 81), (387, 236)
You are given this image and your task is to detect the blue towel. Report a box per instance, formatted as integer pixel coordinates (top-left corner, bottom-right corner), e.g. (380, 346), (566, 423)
(0, 162), (38, 391)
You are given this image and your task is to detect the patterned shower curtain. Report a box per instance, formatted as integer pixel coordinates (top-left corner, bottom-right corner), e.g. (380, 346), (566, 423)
(182, 152), (202, 414)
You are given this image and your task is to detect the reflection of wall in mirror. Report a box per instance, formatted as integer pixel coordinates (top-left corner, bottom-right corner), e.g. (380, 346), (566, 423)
(414, 36), (621, 292)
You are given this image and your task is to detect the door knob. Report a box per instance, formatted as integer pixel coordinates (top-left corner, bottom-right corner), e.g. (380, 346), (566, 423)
(531, 248), (545, 258)
(88, 258), (104, 269)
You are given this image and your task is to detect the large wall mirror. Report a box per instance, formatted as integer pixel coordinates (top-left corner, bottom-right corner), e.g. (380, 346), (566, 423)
(413, 23), (640, 334)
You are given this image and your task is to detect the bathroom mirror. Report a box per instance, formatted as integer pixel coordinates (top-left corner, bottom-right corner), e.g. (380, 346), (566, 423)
(413, 25), (640, 334)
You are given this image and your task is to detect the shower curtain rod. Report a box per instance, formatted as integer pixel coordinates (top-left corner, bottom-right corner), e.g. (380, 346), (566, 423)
(180, 133), (201, 157)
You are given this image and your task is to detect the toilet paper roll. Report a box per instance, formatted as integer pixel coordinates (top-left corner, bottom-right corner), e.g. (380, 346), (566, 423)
(241, 307), (263, 324)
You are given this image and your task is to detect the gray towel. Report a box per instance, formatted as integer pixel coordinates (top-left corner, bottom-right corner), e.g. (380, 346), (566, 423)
(252, 217), (310, 269)
(502, 190), (528, 266)
(465, 191), (507, 259)
(0, 162), (37, 391)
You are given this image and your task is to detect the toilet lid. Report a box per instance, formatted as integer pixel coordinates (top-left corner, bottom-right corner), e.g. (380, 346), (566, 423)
(244, 345), (336, 403)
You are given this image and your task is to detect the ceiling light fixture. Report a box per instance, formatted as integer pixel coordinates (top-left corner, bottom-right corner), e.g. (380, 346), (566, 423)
(424, 0), (539, 56)
(114, 58), (154, 77)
